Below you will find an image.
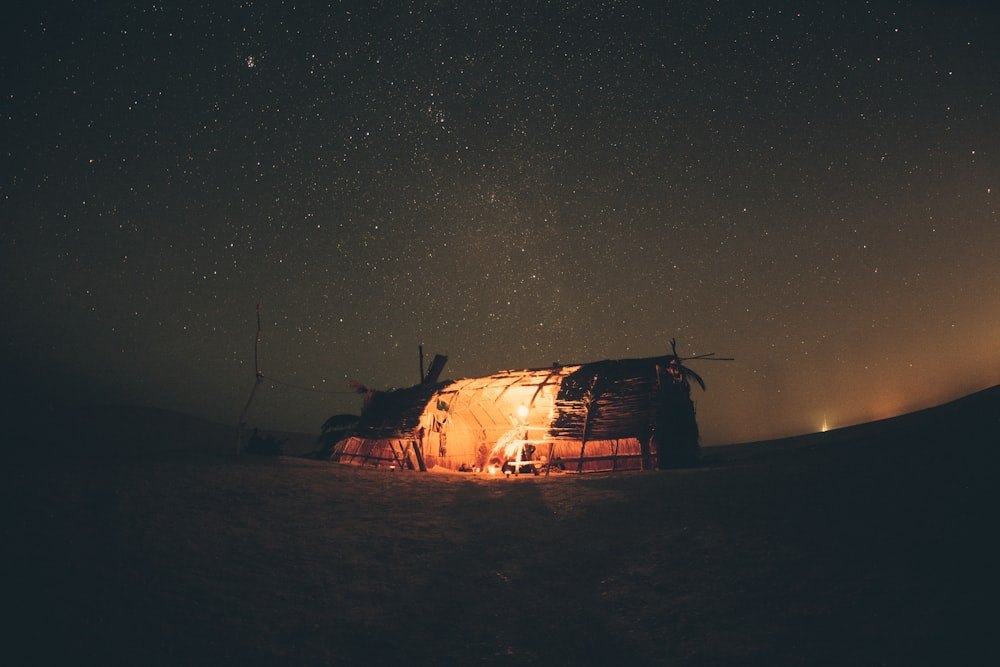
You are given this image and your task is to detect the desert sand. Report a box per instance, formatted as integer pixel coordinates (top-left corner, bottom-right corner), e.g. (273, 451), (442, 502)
(5, 387), (998, 665)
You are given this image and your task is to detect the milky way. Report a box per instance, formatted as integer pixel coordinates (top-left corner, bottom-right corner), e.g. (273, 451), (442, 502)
(3, 1), (999, 444)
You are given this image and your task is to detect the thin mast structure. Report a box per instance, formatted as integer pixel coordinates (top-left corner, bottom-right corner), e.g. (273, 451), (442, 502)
(236, 297), (264, 455)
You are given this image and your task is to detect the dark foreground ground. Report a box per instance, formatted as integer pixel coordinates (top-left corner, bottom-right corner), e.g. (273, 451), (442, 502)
(4, 388), (999, 665)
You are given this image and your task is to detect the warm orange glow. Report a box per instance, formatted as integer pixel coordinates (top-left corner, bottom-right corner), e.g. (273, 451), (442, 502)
(412, 366), (581, 472)
(870, 394), (909, 422)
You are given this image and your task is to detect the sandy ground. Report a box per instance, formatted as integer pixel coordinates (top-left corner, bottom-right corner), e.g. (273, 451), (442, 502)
(4, 389), (998, 665)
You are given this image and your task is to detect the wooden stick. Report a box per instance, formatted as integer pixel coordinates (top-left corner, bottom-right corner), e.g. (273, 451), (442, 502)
(236, 297), (264, 455)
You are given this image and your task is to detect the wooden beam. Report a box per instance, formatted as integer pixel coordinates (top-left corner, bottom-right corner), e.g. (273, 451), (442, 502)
(411, 437), (427, 472)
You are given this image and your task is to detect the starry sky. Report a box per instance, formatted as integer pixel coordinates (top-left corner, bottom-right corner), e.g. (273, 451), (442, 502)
(4, 0), (999, 445)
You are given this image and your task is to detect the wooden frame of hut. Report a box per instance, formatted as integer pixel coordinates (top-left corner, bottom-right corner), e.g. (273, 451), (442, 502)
(335, 353), (705, 473)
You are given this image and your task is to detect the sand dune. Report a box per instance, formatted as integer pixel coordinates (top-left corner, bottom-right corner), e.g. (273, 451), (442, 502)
(4, 387), (998, 664)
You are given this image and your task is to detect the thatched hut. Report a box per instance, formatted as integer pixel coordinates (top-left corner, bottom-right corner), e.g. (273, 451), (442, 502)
(335, 352), (707, 473)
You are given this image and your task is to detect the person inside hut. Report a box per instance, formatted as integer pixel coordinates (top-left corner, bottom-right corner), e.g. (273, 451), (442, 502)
(521, 442), (537, 474)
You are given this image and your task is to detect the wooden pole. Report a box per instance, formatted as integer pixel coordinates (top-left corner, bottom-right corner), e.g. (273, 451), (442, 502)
(576, 405), (591, 473)
(236, 297), (264, 455)
(576, 375), (599, 473)
(411, 436), (427, 472)
(254, 296), (263, 379)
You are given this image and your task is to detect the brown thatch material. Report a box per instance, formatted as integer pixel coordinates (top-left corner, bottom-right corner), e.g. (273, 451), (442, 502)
(336, 354), (703, 473)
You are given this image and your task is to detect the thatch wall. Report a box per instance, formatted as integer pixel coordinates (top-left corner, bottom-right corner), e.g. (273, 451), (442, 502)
(543, 437), (651, 472)
(550, 359), (662, 441)
(351, 381), (451, 440)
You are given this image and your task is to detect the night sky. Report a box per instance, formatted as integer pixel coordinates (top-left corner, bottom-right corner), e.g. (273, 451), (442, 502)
(4, 1), (999, 445)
